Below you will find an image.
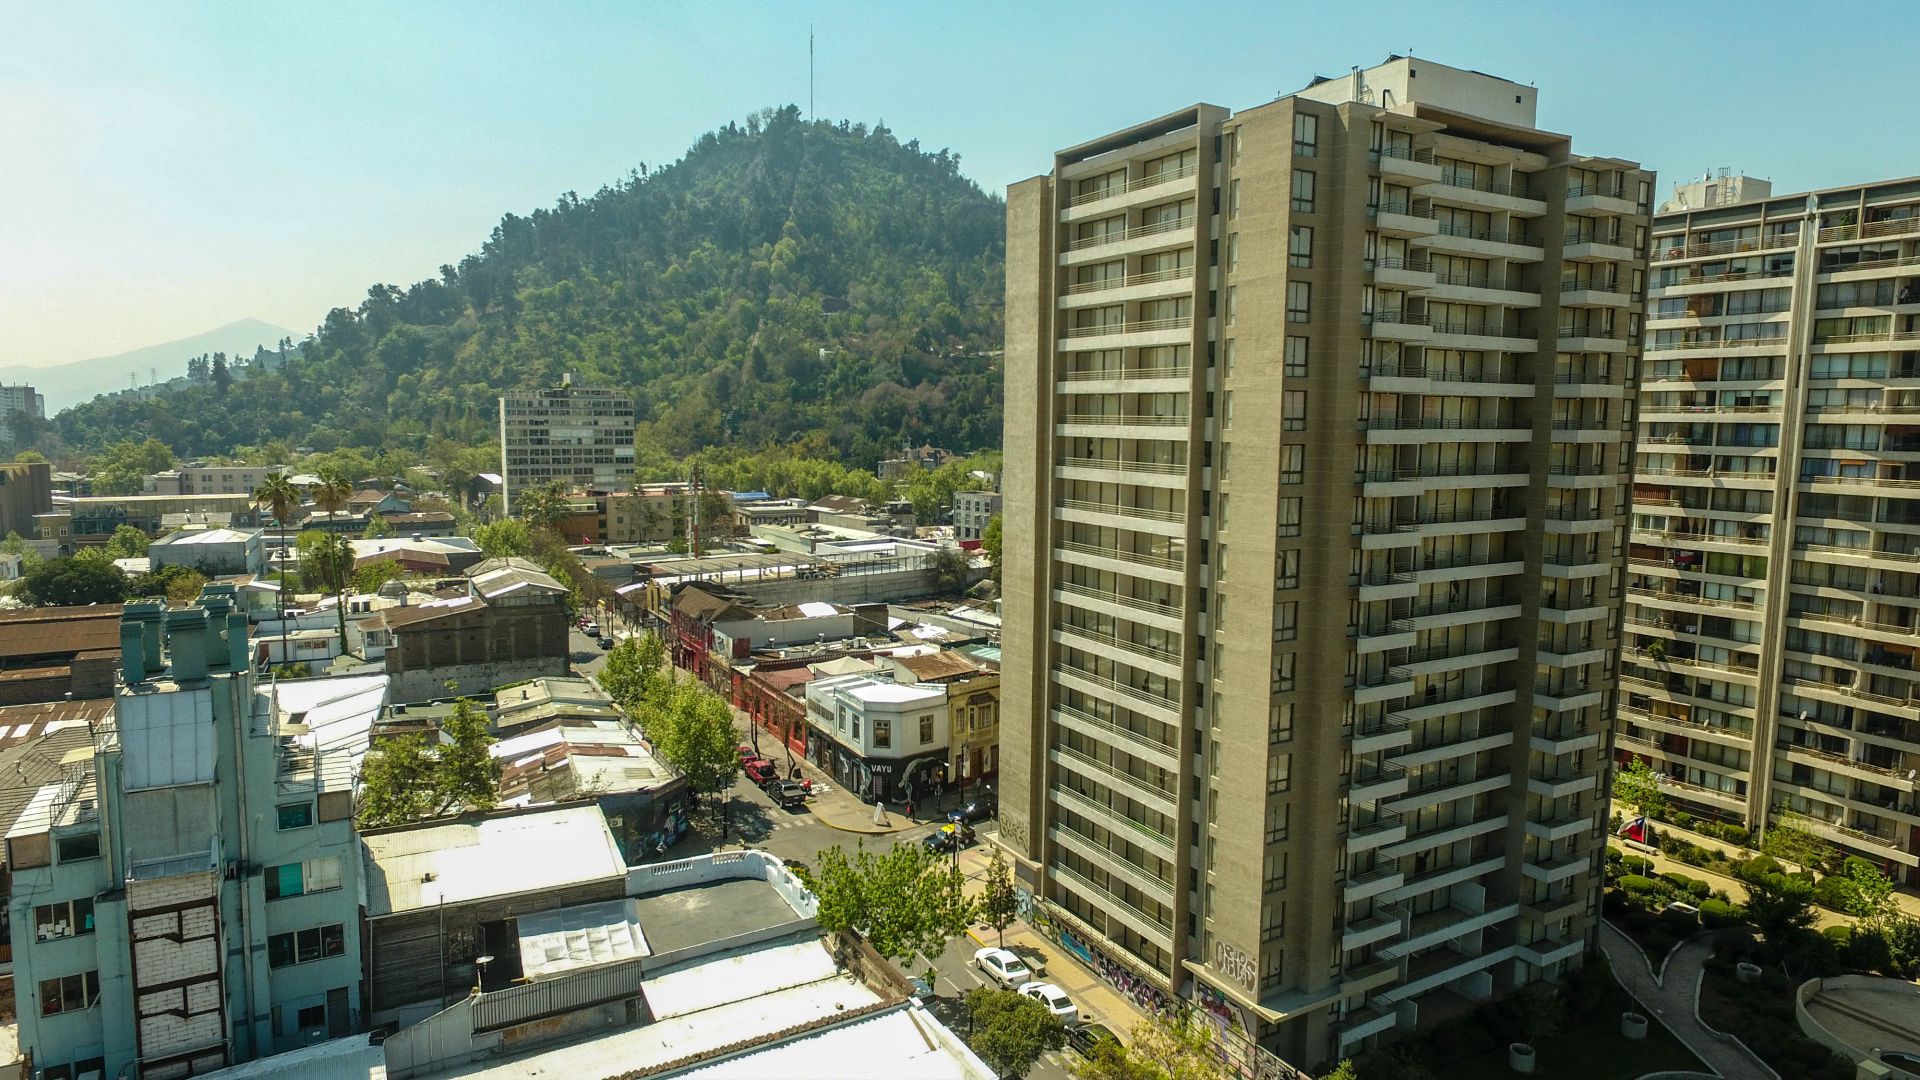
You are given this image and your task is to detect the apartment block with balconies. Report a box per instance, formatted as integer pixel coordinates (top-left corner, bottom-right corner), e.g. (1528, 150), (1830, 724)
(1624, 174), (1920, 886)
(1002, 56), (1651, 1072)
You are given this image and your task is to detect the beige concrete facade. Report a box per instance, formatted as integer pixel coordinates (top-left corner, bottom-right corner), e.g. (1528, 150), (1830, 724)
(497, 383), (636, 513)
(1622, 175), (1920, 886)
(1001, 56), (1652, 1070)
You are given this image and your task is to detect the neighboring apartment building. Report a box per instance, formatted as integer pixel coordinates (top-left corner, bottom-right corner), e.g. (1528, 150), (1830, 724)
(804, 674), (950, 803)
(3, 590), (377, 1079)
(0, 384), (46, 444)
(953, 489), (1003, 541)
(497, 378), (636, 514)
(1620, 174), (1920, 885)
(172, 465), (285, 496)
(1000, 56), (1652, 1069)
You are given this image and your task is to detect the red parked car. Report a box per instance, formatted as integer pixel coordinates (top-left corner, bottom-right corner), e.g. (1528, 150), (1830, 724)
(742, 759), (779, 785)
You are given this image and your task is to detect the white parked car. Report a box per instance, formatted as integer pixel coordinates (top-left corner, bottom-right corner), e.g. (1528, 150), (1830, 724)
(972, 946), (1032, 989)
(1018, 982), (1078, 1026)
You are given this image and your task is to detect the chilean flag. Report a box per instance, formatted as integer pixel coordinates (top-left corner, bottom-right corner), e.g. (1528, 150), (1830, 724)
(1617, 815), (1650, 844)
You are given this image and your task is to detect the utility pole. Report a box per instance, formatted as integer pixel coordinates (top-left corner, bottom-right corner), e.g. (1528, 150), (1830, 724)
(687, 464), (702, 557)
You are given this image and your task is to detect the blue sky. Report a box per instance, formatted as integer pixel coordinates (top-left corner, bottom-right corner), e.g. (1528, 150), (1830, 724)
(4, 0), (1917, 367)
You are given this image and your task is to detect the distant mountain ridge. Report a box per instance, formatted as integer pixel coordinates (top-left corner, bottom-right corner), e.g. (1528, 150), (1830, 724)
(4, 318), (297, 413)
(53, 107), (1005, 468)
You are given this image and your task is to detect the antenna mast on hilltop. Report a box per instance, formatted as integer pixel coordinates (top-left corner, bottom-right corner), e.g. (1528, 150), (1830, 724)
(809, 25), (815, 119)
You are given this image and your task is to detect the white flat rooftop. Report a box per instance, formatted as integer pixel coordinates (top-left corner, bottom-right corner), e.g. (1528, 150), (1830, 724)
(362, 805), (624, 915)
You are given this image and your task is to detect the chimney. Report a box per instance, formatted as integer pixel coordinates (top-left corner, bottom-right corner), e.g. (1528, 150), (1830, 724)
(166, 608), (210, 684)
(124, 600), (165, 676)
(121, 617), (148, 683)
(199, 592), (233, 671)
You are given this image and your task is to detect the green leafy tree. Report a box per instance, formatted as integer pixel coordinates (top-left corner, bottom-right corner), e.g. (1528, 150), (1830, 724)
(1736, 860), (1817, 944)
(352, 560), (402, 595)
(363, 515), (394, 539)
(104, 524), (150, 559)
(981, 512), (1003, 583)
(435, 698), (500, 814)
(358, 734), (436, 827)
(1610, 756), (1667, 822)
(1319, 1061), (1359, 1080)
(1763, 811), (1841, 873)
(88, 437), (175, 496)
(931, 546), (971, 594)
(1068, 1010), (1227, 1080)
(513, 482), (572, 531)
(601, 631), (668, 711)
(312, 466), (353, 522)
(801, 839), (977, 987)
(473, 517), (533, 558)
(295, 532), (355, 650)
(19, 557), (128, 606)
(980, 845), (1018, 948)
(1842, 857), (1897, 932)
(966, 988), (1066, 1080)
(645, 682), (740, 810)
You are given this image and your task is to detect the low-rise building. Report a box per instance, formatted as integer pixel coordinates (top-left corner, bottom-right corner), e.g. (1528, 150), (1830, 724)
(492, 719), (690, 862)
(803, 674), (949, 803)
(361, 558), (570, 703)
(49, 493), (261, 547)
(876, 444), (956, 480)
(378, 511), (456, 537)
(0, 604), (123, 705)
(889, 649), (1000, 792)
(951, 488), (1001, 542)
(173, 465), (285, 496)
(147, 526), (267, 576)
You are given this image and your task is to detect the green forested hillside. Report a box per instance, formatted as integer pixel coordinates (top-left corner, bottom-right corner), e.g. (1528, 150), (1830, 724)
(55, 107), (1005, 468)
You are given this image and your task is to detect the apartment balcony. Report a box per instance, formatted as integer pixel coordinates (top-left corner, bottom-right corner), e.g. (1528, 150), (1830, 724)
(1340, 957), (1405, 1002)
(1058, 272), (1196, 315)
(1427, 319), (1540, 354)
(1556, 326), (1631, 354)
(1055, 497), (1185, 538)
(1776, 742), (1920, 791)
(1553, 373), (1628, 402)
(1052, 665), (1181, 726)
(1343, 858), (1406, 903)
(1425, 272), (1542, 309)
(1525, 807), (1599, 844)
(1384, 854), (1509, 905)
(1358, 415), (1532, 446)
(1382, 811), (1510, 859)
(1416, 221), (1545, 262)
(1390, 729), (1511, 772)
(1055, 360), (1193, 390)
(1362, 309), (1432, 343)
(1565, 185), (1640, 217)
(1374, 144), (1442, 184)
(1360, 462), (1529, 499)
(1342, 902), (1409, 952)
(1638, 403), (1780, 423)
(1356, 622), (1418, 656)
(1054, 455), (1188, 490)
(1614, 705), (1753, 749)
(1347, 808), (1409, 854)
(1540, 549), (1613, 581)
(1520, 847), (1591, 884)
(1053, 541), (1184, 586)
(1386, 769), (1513, 814)
(1393, 687), (1518, 726)
(1051, 704), (1180, 773)
(1654, 775), (1748, 812)
(1780, 673), (1916, 712)
(1350, 759), (1410, 803)
(1627, 586), (1761, 616)
(1050, 784), (1176, 855)
(1048, 743), (1179, 818)
(1048, 824), (1176, 905)
(1372, 258), (1436, 295)
(1374, 201), (1440, 239)
(1397, 595), (1525, 633)
(1055, 622), (1181, 673)
(1563, 234), (1637, 262)
(1814, 329), (1920, 352)
(1428, 174), (1547, 218)
(1354, 669), (1417, 706)
(1530, 723), (1602, 756)
(1797, 816), (1920, 868)
(1057, 315), (1194, 352)
(1366, 361), (1533, 398)
(1374, 946), (1515, 1007)
(1522, 894), (1588, 927)
(1799, 543), (1920, 574)
(1053, 582), (1183, 631)
(1534, 639), (1609, 670)
(1656, 233), (1798, 263)
(1379, 903), (1522, 961)
(1049, 863), (1175, 951)
(1060, 164), (1202, 220)
(1541, 503), (1618, 536)
(1389, 639), (1522, 681)
(1359, 507), (1529, 543)
(1527, 767), (1599, 800)
(1644, 336), (1789, 358)
(1532, 680), (1606, 712)
(1353, 712), (1414, 756)
(1518, 936), (1587, 969)
(1060, 216), (1197, 265)
(1055, 412), (1190, 442)
(1538, 599), (1611, 627)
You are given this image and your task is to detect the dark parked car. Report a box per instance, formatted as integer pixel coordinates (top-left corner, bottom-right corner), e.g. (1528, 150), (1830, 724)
(598, 636), (615, 650)
(1068, 1024), (1121, 1057)
(768, 780), (810, 808)
(948, 795), (997, 825)
(742, 759), (779, 785)
(924, 822), (976, 854)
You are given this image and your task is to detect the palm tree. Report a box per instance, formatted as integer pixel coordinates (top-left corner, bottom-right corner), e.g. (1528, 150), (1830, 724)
(313, 466), (353, 525)
(253, 472), (301, 669)
(316, 532), (355, 654)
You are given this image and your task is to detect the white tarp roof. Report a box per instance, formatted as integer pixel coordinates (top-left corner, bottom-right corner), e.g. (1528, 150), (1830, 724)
(516, 897), (650, 979)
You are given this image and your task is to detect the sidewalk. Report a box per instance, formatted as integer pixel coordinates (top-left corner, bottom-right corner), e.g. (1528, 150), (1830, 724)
(1599, 923), (1774, 1079)
(732, 716), (917, 836)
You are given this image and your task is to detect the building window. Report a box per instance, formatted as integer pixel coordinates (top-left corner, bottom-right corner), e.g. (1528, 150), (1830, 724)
(1267, 753), (1292, 794)
(873, 718), (891, 748)
(1283, 337), (1308, 377)
(1277, 498), (1302, 538)
(1226, 232), (1239, 272)
(39, 971), (100, 1016)
(1279, 446), (1304, 486)
(1271, 702), (1294, 744)
(34, 897), (95, 942)
(296, 1003), (327, 1030)
(268, 924), (346, 969)
(1289, 226), (1313, 268)
(266, 857), (342, 901)
(852, 713), (861, 739)
(920, 715), (934, 744)
(1286, 281), (1311, 323)
(1283, 390), (1307, 431)
(1272, 653), (1296, 694)
(55, 833), (100, 863)
(278, 802), (314, 830)
(1266, 802), (1291, 843)
(1276, 550), (1300, 590)
(42, 1058), (105, 1080)
(1225, 285), (1237, 326)
(1291, 169), (1315, 212)
(1274, 602), (1299, 642)
(1293, 113), (1318, 157)
(1263, 851), (1289, 892)
(1229, 179), (1241, 218)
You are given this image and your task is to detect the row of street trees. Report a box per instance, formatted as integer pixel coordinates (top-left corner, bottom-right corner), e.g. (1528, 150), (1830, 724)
(599, 632), (740, 819)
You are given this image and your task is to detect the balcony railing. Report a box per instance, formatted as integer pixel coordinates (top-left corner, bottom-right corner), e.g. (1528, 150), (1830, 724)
(1051, 741), (1178, 801)
(1775, 740), (1914, 780)
(1056, 618), (1183, 662)
(1056, 581), (1180, 617)
(1061, 363), (1191, 381)
(1057, 455), (1186, 476)
(1066, 163), (1200, 208)
(1433, 272), (1540, 293)
(1358, 416), (1525, 433)
(1063, 265), (1195, 296)
(1057, 498), (1184, 523)
(1436, 173), (1534, 199)
(1368, 362), (1528, 384)
(1054, 702), (1178, 757)
(1374, 145), (1435, 164)
(1657, 234), (1798, 259)
(1067, 216), (1195, 252)
(1058, 412), (1189, 427)
(1062, 315), (1194, 339)
(1052, 784), (1176, 850)
(1051, 863), (1174, 936)
(1056, 664), (1180, 714)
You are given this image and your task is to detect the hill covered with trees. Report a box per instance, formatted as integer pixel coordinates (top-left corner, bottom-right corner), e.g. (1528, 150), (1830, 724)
(54, 106), (1005, 469)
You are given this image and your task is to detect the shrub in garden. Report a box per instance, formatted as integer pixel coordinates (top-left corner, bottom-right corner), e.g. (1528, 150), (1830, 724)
(1617, 874), (1660, 897)
(1661, 871), (1711, 898)
(1659, 905), (1700, 936)
(1673, 811), (1696, 829)
(1699, 898), (1747, 929)
(1602, 888), (1629, 917)
(1737, 854), (1781, 880)
(1811, 874), (1858, 912)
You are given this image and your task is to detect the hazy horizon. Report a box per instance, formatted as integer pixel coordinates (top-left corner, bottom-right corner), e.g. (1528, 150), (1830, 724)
(6, 0), (1918, 368)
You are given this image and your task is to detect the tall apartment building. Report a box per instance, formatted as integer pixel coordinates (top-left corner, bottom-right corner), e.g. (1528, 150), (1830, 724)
(1621, 175), (1920, 886)
(0, 383), (46, 444)
(1001, 56), (1652, 1068)
(5, 588), (372, 1079)
(497, 377), (636, 513)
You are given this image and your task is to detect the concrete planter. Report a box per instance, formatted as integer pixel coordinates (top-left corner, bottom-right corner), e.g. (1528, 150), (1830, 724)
(1736, 961), (1762, 983)
(1621, 1012), (1648, 1040)
(1508, 1043), (1536, 1074)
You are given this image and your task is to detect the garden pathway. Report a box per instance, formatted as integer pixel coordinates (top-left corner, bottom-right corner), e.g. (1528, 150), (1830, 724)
(1599, 922), (1774, 1080)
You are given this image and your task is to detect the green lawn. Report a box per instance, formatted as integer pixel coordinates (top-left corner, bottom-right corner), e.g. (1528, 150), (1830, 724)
(1433, 996), (1703, 1080)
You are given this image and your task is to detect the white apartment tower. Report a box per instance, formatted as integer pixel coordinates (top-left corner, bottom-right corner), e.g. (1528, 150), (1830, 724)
(497, 375), (636, 513)
(1001, 57), (1653, 1069)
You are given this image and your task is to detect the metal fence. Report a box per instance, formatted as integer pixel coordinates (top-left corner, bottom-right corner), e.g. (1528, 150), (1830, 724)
(471, 955), (646, 1032)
